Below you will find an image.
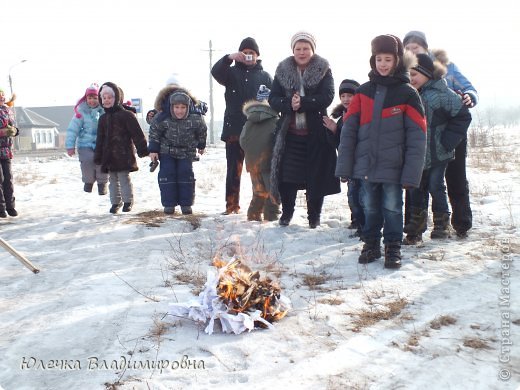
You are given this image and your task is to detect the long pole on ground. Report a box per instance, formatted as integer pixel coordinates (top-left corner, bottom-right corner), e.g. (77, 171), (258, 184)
(0, 237), (40, 274)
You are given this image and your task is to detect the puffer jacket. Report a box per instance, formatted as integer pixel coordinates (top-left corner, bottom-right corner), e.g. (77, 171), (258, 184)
(94, 82), (149, 173)
(65, 102), (104, 150)
(148, 113), (207, 160)
(239, 100), (278, 173)
(419, 78), (472, 169)
(336, 69), (427, 188)
(431, 49), (478, 106)
(212, 56), (272, 141)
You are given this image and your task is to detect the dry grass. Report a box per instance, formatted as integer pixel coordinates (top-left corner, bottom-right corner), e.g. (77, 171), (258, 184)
(463, 337), (491, 350)
(303, 274), (330, 290)
(124, 210), (168, 227)
(351, 297), (408, 332)
(318, 296), (345, 306)
(430, 315), (457, 330)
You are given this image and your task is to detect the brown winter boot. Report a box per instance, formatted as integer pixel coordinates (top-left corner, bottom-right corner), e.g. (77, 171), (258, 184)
(431, 213), (451, 239)
(403, 207), (427, 235)
(403, 234), (422, 245)
(247, 196), (265, 221)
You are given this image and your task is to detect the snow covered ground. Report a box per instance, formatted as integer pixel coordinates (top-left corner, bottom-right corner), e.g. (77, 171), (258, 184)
(0, 127), (518, 390)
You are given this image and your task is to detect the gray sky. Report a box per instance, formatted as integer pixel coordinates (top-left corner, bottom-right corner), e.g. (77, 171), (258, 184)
(2, 0), (517, 120)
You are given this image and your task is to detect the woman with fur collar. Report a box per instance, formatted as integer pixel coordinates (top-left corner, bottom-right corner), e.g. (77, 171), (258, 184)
(269, 31), (340, 229)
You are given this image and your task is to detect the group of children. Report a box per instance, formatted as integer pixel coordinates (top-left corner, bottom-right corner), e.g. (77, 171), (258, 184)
(58, 31), (474, 271)
(66, 80), (207, 216)
(335, 34), (472, 269)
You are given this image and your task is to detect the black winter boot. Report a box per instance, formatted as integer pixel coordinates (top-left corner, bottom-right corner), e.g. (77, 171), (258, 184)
(279, 184), (296, 226)
(403, 207), (427, 235)
(110, 202), (123, 214)
(431, 213), (450, 239)
(307, 196), (323, 229)
(384, 242), (402, 269)
(122, 202), (133, 212)
(358, 239), (381, 264)
(181, 206), (192, 215)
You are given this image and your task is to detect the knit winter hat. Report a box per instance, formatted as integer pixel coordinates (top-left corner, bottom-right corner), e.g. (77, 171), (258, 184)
(338, 79), (360, 96)
(291, 31), (316, 52)
(238, 37), (260, 55)
(256, 85), (271, 101)
(165, 73), (182, 86)
(100, 84), (116, 97)
(73, 83), (100, 118)
(403, 30), (428, 50)
(412, 53), (434, 79)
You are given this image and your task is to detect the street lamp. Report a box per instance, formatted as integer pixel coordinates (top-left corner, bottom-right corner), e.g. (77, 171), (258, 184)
(8, 59), (27, 96)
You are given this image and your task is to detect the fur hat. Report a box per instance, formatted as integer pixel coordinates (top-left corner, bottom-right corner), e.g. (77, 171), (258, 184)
(238, 37), (260, 55)
(169, 91), (191, 107)
(73, 83), (100, 118)
(291, 31), (316, 52)
(370, 34), (404, 72)
(412, 54), (434, 79)
(403, 30), (428, 50)
(338, 79), (360, 96)
(256, 85), (271, 101)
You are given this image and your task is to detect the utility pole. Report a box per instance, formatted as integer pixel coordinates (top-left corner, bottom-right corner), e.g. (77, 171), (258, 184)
(208, 40), (215, 145)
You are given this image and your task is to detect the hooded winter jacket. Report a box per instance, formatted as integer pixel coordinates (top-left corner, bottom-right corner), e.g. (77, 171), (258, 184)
(94, 82), (149, 173)
(239, 100), (278, 173)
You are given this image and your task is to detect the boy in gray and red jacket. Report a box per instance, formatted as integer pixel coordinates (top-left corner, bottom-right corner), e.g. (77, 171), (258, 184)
(336, 34), (427, 269)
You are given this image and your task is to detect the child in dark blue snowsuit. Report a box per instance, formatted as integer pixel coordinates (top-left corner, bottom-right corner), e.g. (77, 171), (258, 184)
(148, 91), (207, 215)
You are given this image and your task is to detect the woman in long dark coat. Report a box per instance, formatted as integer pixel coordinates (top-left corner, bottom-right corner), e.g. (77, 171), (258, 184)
(269, 31), (340, 228)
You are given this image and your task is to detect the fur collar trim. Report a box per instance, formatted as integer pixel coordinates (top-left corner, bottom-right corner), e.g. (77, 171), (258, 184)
(242, 99), (276, 115)
(432, 49), (450, 66)
(154, 86), (198, 111)
(274, 54), (330, 92)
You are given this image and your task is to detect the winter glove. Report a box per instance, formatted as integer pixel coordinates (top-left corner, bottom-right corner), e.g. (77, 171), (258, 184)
(67, 148), (75, 157)
(3, 125), (18, 137)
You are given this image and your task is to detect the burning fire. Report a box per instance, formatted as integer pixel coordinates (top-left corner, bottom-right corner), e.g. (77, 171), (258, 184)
(213, 257), (288, 324)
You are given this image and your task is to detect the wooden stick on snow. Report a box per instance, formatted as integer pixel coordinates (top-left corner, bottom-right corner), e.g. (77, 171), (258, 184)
(0, 237), (40, 274)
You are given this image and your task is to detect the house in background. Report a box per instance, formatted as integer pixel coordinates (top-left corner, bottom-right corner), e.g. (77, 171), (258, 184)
(13, 107), (60, 151)
(28, 106), (74, 148)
